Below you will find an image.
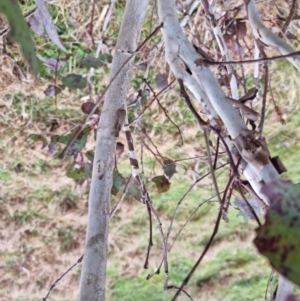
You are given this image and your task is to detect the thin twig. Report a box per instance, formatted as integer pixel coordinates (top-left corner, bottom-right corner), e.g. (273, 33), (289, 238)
(174, 154), (226, 162)
(146, 190), (223, 284)
(143, 141), (163, 166)
(144, 202), (153, 269)
(213, 136), (220, 170)
(166, 163), (228, 249)
(171, 185), (226, 300)
(178, 78), (222, 207)
(42, 255), (84, 301)
(148, 166), (227, 283)
(142, 130), (164, 159)
(167, 285), (193, 301)
(88, 0), (96, 46)
(123, 115), (169, 288)
(129, 79), (176, 126)
(211, 129), (262, 226)
(109, 175), (133, 219)
(145, 81), (184, 145)
(203, 50), (300, 66)
(280, 0), (297, 36)
(235, 180), (262, 227)
(177, 79), (208, 127)
(258, 63), (269, 136)
(234, 20), (247, 93)
(59, 23), (163, 159)
(169, 191), (225, 251)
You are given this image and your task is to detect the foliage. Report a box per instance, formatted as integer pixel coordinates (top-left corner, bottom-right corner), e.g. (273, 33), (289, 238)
(62, 74), (88, 90)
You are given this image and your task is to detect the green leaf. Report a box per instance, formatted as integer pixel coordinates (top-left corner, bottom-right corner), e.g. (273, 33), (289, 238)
(48, 127), (90, 156)
(0, 0), (39, 76)
(163, 158), (177, 179)
(79, 56), (102, 69)
(65, 133), (88, 156)
(85, 150), (94, 162)
(62, 74), (88, 90)
(151, 175), (170, 193)
(128, 182), (142, 202)
(254, 180), (300, 286)
(66, 163), (92, 179)
(29, 134), (48, 148)
(111, 170), (126, 195)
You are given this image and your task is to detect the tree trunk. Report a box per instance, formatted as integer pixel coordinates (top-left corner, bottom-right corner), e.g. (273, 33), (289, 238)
(78, 1), (149, 300)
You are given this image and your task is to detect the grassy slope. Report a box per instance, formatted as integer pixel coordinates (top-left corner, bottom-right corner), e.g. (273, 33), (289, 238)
(1, 1), (300, 301)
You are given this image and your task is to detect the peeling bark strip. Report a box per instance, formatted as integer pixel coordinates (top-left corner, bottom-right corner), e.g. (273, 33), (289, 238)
(270, 156), (287, 175)
(200, 0), (239, 99)
(225, 97), (259, 121)
(111, 108), (126, 137)
(123, 120), (150, 202)
(232, 129), (269, 170)
(97, 160), (106, 180)
(78, 1), (149, 300)
(124, 123), (139, 170)
(124, 125), (135, 151)
(124, 121), (145, 199)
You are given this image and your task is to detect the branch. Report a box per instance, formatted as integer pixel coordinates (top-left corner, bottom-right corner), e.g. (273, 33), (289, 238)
(200, 0), (239, 99)
(280, 0), (297, 36)
(246, 0), (300, 71)
(157, 1), (289, 300)
(201, 50), (300, 66)
(43, 255), (83, 301)
(124, 113), (169, 287)
(59, 23), (163, 160)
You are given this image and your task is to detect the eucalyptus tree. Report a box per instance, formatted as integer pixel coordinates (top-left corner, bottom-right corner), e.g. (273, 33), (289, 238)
(78, 0), (299, 299)
(70, 0), (300, 300)
(2, 0), (300, 300)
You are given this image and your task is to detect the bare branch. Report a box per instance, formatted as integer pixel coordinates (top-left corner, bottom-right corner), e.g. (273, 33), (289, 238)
(43, 255), (83, 301)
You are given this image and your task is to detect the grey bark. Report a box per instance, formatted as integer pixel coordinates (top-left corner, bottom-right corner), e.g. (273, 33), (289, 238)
(78, 1), (149, 300)
(157, 0), (291, 300)
(246, 0), (300, 71)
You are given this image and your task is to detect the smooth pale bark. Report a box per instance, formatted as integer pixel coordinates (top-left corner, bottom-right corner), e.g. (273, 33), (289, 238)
(157, 1), (290, 300)
(246, 0), (300, 71)
(157, 0), (277, 183)
(158, 0), (246, 139)
(78, 1), (149, 300)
